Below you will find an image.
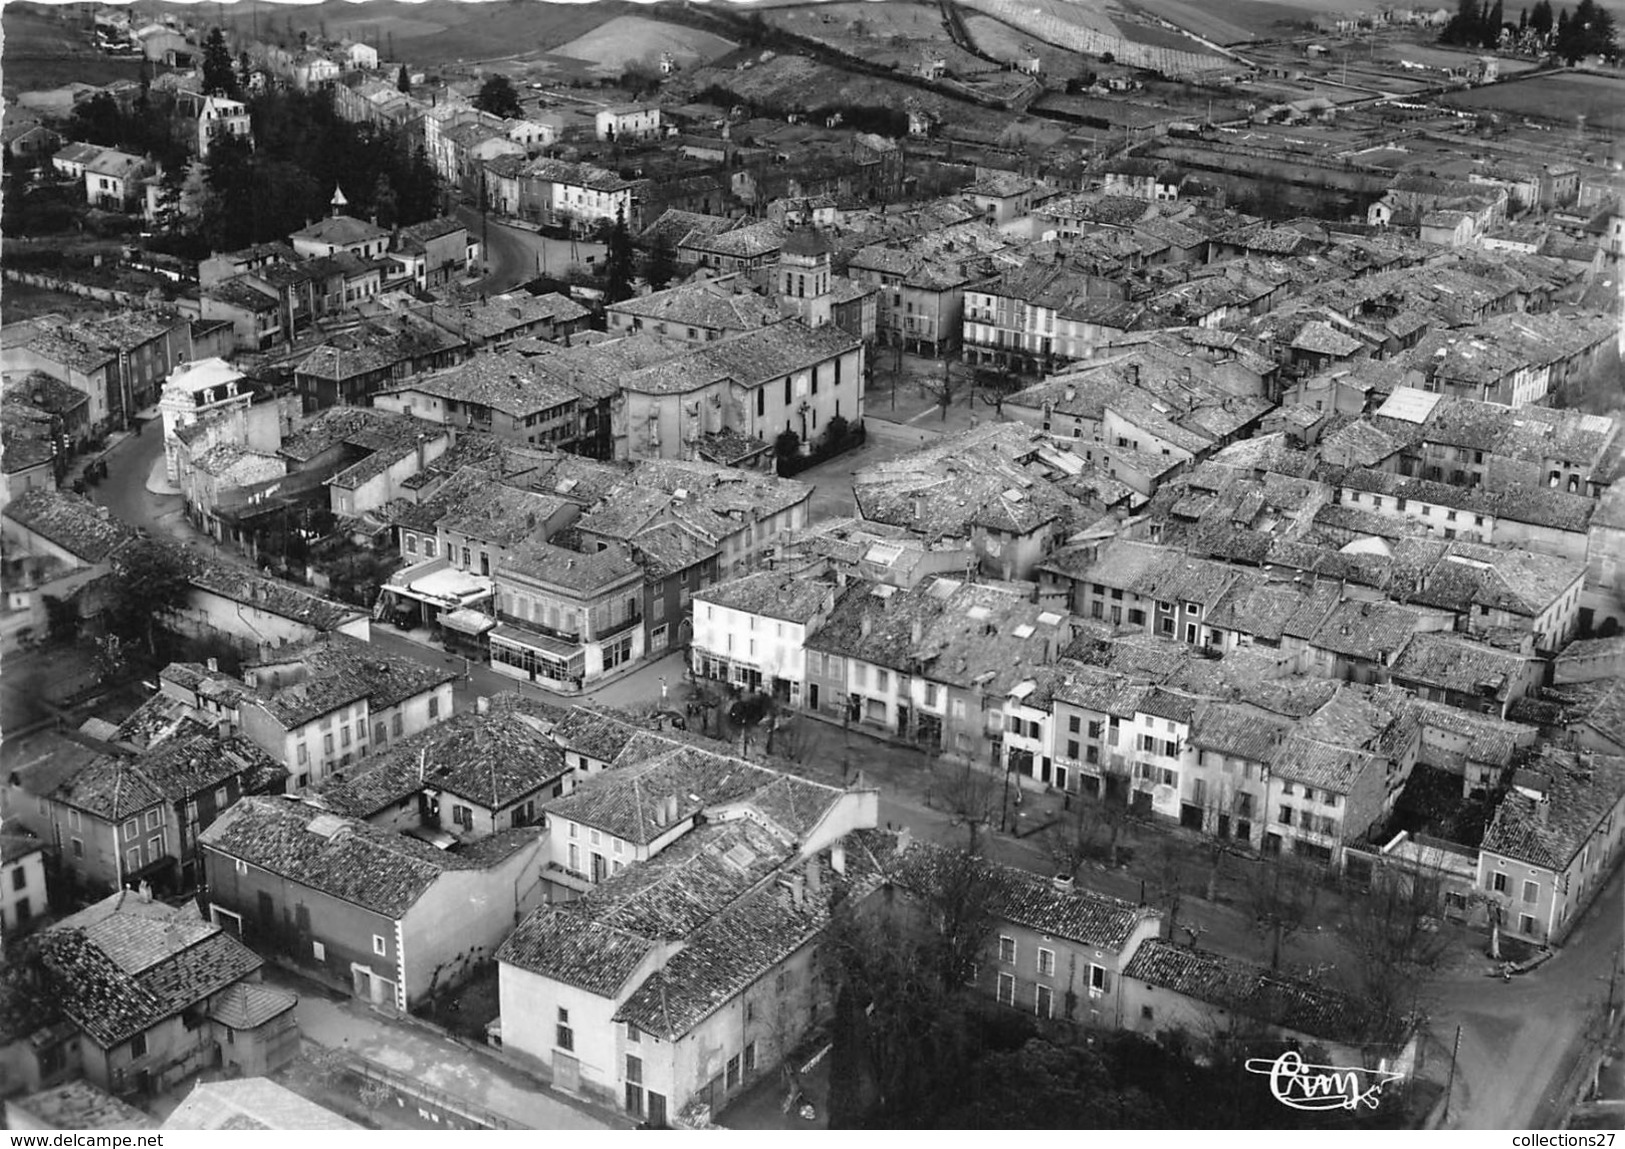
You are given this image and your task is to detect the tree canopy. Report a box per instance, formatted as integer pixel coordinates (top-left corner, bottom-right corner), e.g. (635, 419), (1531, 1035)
(201, 28), (240, 99)
(473, 73), (522, 120)
(199, 89), (441, 252)
(603, 204), (637, 304)
(105, 540), (197, 660)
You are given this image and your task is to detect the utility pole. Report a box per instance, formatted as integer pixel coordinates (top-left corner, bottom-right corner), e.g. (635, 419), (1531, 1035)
(1442, 1024), (1462, 1123)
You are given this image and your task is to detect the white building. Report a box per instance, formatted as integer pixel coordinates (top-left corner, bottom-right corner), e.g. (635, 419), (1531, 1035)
(196, 96), (252, 160)
(595, 104), (662, 143)
(690, 571), (839, 704)
(0, 833), (48, 934)
(159, 358), (250, 483)
(344, 42), (379, 71)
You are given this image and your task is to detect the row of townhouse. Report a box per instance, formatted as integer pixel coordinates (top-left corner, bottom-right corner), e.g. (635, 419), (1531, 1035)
(1368, 387), (1624, 500)
(481, 155), (637, 233)
(196, 213), (478, 354)
(377, 316), (864, 467)
(375, 452), (810, 689)
(23, 673), (1416, 1121)
(2, 728), (283, 899)
(2, 310), (199, 434)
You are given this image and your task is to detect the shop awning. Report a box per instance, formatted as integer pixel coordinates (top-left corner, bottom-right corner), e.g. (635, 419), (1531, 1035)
(492, 622), (582, 661)
(441, 608), (496, 636)
(387, 559), (493, 609)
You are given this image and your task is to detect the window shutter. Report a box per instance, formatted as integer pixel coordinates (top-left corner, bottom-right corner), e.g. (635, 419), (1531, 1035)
(1100, 968), (1112, 993)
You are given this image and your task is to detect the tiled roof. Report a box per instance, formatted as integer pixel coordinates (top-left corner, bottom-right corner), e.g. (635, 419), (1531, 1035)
(498, 818), (796, 995)
(437, 482), (574, 550)
(1124, 939), (1399, 1045)
(1309, 599), (1426, 662)
(1575, 676), (1625, 751)
(202, 797), (540, 917)
(187, 554), (365, 632)
(607, 277), (782, 334)
(35, 895), (261, 1048)
(615, 839), (885, 1038)
(385, 352), (580, 419)
(1389, 631), (1534, 700)
(550, 705), (645, 764)
(1189, 701), (1292, 763)
(498, 537), (642, 594)
(291, 214), (390, 247)
(1482, 745), (1625, 871)
(1406, 698), (1528, 766)
(695, 569), (835, 624)
(545, 747), (772, 845)
(628, 521), (719, 581)
(619, 319), (858, 397)
(48, 753), (168, 821)
(1269, 736), (1379, 794)
(680, 219), (784, 259)
(205, 981), (297, 1029)
(205, 277), (279, 312)
(243, 632), (456, 729)
(3, 489), (136, 563)
(321, 694), (568, 816)
(889, 837), (1154, 950)
(0, 831), (44, 866)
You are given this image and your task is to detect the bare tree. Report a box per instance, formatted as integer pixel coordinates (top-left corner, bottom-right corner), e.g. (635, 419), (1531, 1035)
(1340, 859), (1457, 1056)
(920, 358), (957, 421)
(1198, 776), (1258, 902)
(765, 711), (815, 762)
(1042, 755), (1145, 875)
(1148, 841), (1191, 941)
(930, 754), (1001, 853)
(1244, 855), (1324, 970)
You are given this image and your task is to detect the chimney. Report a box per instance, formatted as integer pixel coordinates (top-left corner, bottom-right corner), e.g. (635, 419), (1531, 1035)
(138, 881), (152, 903)
(476, 696), (490, 715)
(912, 496), (924, 520)
(831, 841), (846, 875)
(911, 618), (923, 645)
(1127, 364), (1140, 386)
(206, 657), (219, 673)
(790, 872), (806, 908)
(894, 826), (912, 855)
(1064, 385), (1077, 401)
(806, 856), (823, 895)
(861, 613), (873, 638)
(419, 747), (428, 783)
(1052, 873), (1076, 895)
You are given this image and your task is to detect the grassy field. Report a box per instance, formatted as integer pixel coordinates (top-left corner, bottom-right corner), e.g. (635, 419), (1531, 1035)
(1440, 71), (1625, 131)
(551, 14), (736, 76)
(1, 5), (149, 96)
(1131, 0), (1336, 41)
(766, 2), (989, 75)
(962, 14), (1091, 75)
(162, 0), (628, 66)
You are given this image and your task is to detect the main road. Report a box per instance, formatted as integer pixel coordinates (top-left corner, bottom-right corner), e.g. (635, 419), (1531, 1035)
(454, 205), (606, 295)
